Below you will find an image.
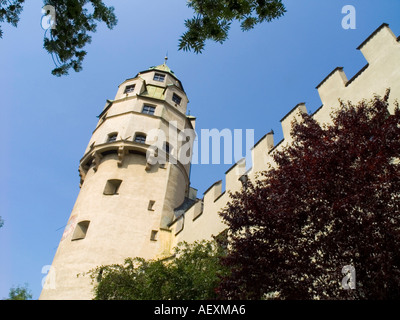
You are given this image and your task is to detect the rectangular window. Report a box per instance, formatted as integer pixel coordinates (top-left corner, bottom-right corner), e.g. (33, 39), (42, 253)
(163, 142), (171, 154)
(124, 84), (135, 94)
(148, 200), (155, 211)
(172, 93), (182, 105)
(142, 105), (156, 115)
(134, 134), (146, 144)
(150, 230), (158, 241)
(103, 179), (122, 195)
(153, 73), (165, 82)
(107, 133), (118, 142)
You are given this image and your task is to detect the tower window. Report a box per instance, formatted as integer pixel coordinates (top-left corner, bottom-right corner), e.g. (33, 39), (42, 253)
(103, 179), (122, 195)
(153, 73), (165, 82)
(124, 84), (135, 94)
(142, 104), (156, 115)
(239, 174), (249, 189)
(134, 134), (146, 144)
(150, 230), (158, 241)
(107, 133), (118, 142)
(163, 142), (171, 154)
(172, 93), (182, 105)
(71, 221), (90, 241)
(148, 200), (155, 211)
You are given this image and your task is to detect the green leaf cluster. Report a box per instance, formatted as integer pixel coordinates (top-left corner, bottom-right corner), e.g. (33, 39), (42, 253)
(1, 1), (286, 75)
(43, 0), (117, 76)
(0, 0), (25, 38)
(89, 240), (229, 300)
(5, 284), (32, 300)
(179, 0), (286, 53)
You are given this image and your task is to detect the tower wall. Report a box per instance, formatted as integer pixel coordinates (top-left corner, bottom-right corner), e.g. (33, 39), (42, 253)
(40, 64), (193, 299)
(40, 151), (188, 299)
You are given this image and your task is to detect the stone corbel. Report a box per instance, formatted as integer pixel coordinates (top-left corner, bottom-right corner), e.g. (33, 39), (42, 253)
(92, 151), (103, 172)
(117, 145), (128, 167)
(78, 165), (87, 188)
(145, 146), (158, 171)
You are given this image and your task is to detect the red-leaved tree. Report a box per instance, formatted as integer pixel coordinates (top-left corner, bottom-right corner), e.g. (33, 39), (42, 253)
(218, 91), (400, 299)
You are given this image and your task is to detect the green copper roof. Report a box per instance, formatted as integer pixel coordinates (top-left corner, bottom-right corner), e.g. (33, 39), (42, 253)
(134, 58), (186, 93)
(139, 85), (165, 100)
(148, 63), (175, 75)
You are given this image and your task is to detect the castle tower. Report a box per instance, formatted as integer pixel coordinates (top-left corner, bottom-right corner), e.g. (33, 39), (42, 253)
(40, 61), (196, 300)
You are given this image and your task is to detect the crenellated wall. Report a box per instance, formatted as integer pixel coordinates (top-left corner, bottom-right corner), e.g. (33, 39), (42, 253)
(168, 23), (400, 249)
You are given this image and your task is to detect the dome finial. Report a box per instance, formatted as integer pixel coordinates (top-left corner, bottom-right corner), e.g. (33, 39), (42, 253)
(164, 52), (168, 65)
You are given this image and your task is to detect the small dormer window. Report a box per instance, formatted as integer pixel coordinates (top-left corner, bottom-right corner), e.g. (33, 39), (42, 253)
(153, 73), (165, 82)
(172, 93), (182, 105)
(124, 84), (135, 94)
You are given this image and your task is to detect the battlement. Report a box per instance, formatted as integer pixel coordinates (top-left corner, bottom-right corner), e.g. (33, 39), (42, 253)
(168, 23), (400, 248)
(316, 23), (400, 115)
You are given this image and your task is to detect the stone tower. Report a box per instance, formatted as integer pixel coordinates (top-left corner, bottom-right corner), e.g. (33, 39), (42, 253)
(40, 61), (196, 300)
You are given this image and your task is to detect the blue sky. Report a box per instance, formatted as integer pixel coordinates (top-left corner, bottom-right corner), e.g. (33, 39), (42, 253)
(1, 0), (399, 299)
